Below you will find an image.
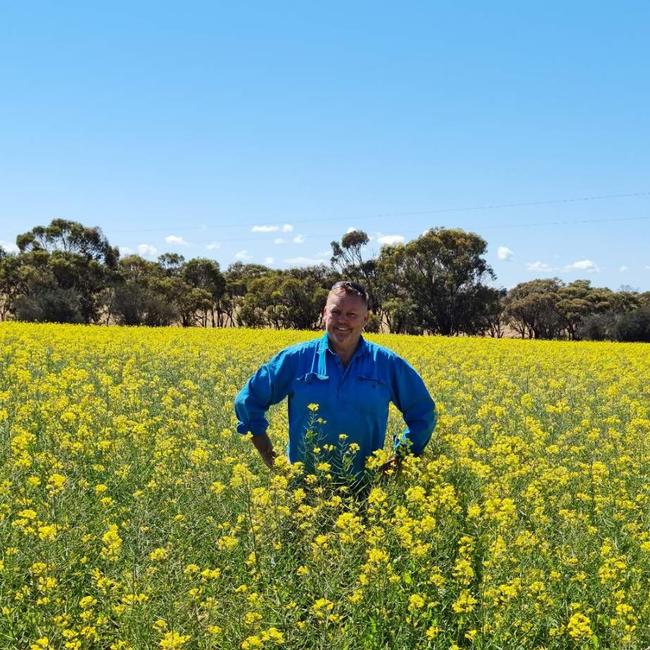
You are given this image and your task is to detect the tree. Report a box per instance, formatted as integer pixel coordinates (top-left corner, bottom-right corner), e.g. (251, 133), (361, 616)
(158, 253), (185, 276)
(0, 251), (24, 321)
(223, 263), (273, 327)
(639, 292), (650, 308)
(504, 279), (564, 339)
(330, 230), (380, 312)
(110, 255), (178, 326)
(15, 219), (119, 323)
(554, 280), (628, 340)
(9, 247), (87, 323)
(555, 280), (595, 340)
(182, 258), (226, 326)
(237, 271), (329, 330)
(576, 312), (617, 341)
(376, 228), (496, 335)
(477, 287), (507, 338)
(615, 307), (650, 342)
(16, 219), (118, 265)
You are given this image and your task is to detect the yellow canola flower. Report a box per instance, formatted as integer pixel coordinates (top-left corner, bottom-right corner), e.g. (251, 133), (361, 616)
(452, 590), (478, 614)
(79, 596), (97, 609)
(30, 562), (48, 575)
(3, 323), (650, 648)
(38, 524), (58, 541)
(149, 547), (169, 561)
(241, 636), (263, 650)
(261, 627), (284, 644)
(101, 524), (122, 560)
(30, 639), (50, 649)
(310, 598), (334, 619)
(566, 612), (593, 643)
(47, 473), (67, 494)
(17, 509), (37, 520)
(159, 631), (191, 648)
(408, 594), (426, 611)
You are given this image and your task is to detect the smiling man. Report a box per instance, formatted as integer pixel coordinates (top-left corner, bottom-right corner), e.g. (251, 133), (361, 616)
(234, 281), (437, 478)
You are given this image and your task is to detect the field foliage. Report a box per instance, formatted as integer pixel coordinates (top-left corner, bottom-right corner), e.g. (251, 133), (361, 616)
(1, 323), (650, 649)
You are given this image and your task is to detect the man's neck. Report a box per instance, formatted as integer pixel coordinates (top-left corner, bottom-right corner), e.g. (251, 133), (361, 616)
(330, 337), (362, 366)
(337, 349), (353, 366)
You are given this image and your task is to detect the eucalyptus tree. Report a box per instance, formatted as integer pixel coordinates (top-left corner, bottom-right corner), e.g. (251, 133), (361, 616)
(376, 228), (497, 335)
(15, 219), (119, 323)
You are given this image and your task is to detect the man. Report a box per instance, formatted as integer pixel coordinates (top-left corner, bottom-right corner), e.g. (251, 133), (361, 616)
(234, 281), (437, 478)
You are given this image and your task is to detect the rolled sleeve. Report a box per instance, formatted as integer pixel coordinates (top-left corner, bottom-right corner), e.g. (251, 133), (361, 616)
(390, 357), (437, 456)
(234, 350), (296, 437)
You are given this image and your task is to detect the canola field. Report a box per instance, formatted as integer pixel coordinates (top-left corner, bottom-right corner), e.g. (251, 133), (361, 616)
(1, 323), (650, 650)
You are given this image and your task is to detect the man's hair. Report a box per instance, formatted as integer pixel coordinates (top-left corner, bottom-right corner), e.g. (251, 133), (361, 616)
(329, 280), (369, 307)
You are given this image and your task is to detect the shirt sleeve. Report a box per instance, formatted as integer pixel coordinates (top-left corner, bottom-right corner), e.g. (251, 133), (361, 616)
(389, 355), (437, 456)
(234, 349), (297, 437)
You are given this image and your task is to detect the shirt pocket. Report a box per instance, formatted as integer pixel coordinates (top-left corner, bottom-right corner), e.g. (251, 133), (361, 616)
(293, 372), (330, 403)
(354, 375), (391, 406)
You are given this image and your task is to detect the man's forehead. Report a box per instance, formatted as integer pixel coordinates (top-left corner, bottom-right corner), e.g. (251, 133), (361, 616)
(324, 291), (367, 310)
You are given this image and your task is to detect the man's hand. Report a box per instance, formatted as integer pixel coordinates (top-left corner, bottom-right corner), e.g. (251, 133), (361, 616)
(379, 455), (403, 476)
(251, 433), (277, 469)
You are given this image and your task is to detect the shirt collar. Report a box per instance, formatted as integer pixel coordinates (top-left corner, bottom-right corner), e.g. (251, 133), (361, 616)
(319, 331), (368, 359)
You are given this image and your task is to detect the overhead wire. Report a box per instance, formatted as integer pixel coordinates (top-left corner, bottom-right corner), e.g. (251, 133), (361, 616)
(110, 213), (650, 246)
(104, 190), (650, 235)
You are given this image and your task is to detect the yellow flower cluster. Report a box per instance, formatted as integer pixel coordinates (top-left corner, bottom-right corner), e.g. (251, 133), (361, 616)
(1, 322), (649, 648)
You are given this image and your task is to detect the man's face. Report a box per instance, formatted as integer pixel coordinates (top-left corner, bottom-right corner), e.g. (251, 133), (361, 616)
(322, 290), (369, 355)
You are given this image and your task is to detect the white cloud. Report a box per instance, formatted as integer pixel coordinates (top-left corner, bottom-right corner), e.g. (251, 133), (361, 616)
(252, 225), (279, 233)
(497, 246), (514, 261)
(234, 249), (252, 261)
(526, 261), (554, 272)
(619, 265), (628, 272)
(377, 234), (405, 246)
(264, 257), (275, 265)
(316, 249), (332, 257)
(206, 241), (221, 250)
(251, 223), (294, 233)
(138, 244), (157, 258)
(565, 259), (599, 272)
(119, 246), (134, 256)
(284, 256), (328, 266)
(273, 237), (286, 245)
(0, 240), (19, 253)
(165, 235), (189, 246)
(292, 234), (305, 244)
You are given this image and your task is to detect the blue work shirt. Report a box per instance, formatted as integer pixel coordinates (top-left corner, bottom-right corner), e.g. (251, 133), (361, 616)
(234, 333), (437, 475)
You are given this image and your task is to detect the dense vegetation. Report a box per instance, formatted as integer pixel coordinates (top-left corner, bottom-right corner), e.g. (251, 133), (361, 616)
(1, 219), (649, 340)
(1, 324), (649, 648)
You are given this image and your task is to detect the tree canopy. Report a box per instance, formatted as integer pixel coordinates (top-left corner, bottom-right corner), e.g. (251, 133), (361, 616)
(1, 218), (648, 341)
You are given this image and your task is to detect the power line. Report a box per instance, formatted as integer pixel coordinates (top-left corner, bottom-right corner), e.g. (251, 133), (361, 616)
(106, 190), (650, 234)
(476, 213), (650, 230)
(110, 213), (650, 246)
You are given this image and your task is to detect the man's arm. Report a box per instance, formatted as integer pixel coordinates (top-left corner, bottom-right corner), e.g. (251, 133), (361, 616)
(234, 349), (296, 468)
(389, 356), (437, 458)
(250, 432), (277, 469)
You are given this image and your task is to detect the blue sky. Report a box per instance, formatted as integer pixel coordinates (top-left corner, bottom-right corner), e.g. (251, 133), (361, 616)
(1, 1), (649, 290)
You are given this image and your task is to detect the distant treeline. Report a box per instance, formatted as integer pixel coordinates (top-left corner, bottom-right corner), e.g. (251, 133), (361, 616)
(1, 219), (649, 341)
